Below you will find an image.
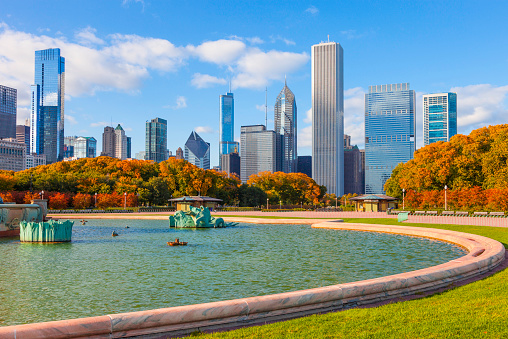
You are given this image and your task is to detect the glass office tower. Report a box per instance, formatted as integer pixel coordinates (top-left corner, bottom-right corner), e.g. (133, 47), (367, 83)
(219, 92), (238, 169)
(31, 48), (65, 163)
(365, 83), (415, 194)
(311, 41), (344, 196)
(145, 117), (168, 162)
(423, 93), (457, 145)
(0, 85), (16, 139)
(274, 80), (297, 173)
(240, 125), (276, 183)
(185, 131), (210, 169)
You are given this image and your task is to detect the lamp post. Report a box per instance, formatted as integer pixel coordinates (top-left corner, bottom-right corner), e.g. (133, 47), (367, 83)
(444, 185), (448, 210)
(124, 192), (127, 209)
(41, 190), (44, 200)
(335, 197), (338, 209)
(266, 198), (269, 210)
(279, 200), (282, 209)
(402, 188), (405, 210)
(94, 193), (97, 208)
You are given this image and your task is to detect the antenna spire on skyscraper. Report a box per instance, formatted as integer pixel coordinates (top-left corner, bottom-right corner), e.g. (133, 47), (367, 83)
(265, 87), (268, 128)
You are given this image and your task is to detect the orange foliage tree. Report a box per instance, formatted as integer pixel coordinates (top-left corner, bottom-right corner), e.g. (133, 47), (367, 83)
(48, 192), (69, 210)
(72, 193), (92, 209)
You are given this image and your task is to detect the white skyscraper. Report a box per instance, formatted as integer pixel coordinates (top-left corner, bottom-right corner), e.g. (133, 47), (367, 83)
(311, 41), (344, 196)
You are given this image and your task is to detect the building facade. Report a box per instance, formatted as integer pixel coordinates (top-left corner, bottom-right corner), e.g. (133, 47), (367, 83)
(184, 131), (210, 169)
(274, 80), (297, 173)
(0, 85), (16, 139)
(219, 92), (238, 169)
(365, 83), (415, 194)
(297, 155), (312, 178)
(145, 118), (168, 162)
(101, 126), (115, 157)
(311, 41), (344, 196)
(344, 135), (365, 195)
(127, 137), (132, 159)
(221, 151), (240, 178)
(30, 48), (65, 164)
(423, 92), (457, 145)
(65, 136), (96, 159)
(0, 138), (26, 171)
(26, 153), (46, 169)
(175, 147), (184, 160)
(16, 123), (30, 154)
(240, 125), (276, 183)
(114, 124), (127, 160)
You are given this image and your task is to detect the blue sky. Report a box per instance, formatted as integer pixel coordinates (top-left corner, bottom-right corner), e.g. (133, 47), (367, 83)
(1, 0), (507, 166)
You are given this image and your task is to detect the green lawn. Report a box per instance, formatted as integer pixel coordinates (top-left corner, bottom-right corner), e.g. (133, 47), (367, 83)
(196, 218), (508, 338)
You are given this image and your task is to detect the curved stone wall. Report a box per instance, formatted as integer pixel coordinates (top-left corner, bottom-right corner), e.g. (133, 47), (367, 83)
(0, 222), (504, 339)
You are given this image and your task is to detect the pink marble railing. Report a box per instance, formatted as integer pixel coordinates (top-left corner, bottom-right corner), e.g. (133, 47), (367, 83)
(0, 222), (504, 339)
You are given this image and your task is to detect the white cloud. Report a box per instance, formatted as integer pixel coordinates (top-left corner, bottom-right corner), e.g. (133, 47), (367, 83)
(304, 108), (312, 123)
(195, 126), (214, 134)
(66, 114), (78, 125)
(305, 6), (319, 15)
(270, 35), (296, 46)
(75, 26), (104, 46)
(299, 125), (312, 148)
(0, 24), (310, 109)
(165, 96), (187, 109)
(233, 49), (309, 89)
(187, 39), (246, 65)
(90, 121), (110, 127)
(344, 87), (366, 148)
(246, 37), (264, 45)
(451, 84), (508, 131)
(191, 73), (227, 89)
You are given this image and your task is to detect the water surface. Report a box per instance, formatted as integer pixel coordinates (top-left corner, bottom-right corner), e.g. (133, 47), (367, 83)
(0, 220), (466, 326)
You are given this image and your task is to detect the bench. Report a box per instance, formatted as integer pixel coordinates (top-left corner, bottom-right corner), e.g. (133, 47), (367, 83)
(426, 211), (438, 215)
(441, 211), (455, 215)
(489, 212), (505, 217)
(414, 211), (426, 215)
(455, 211), (469, 216)
(473, 212), (488, 217)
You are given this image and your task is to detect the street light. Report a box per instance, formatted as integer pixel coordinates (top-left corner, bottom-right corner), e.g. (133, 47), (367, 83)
(444, 185), (448, 210)
(402, 188), (405, 210)
(266, 198), (269, 210)
(41, 190), (44, 200)
(279, 200), (282, 209)
(335, 197), (338, 209)
(124, 192), (127, 209)
(94, 193), (97, 208)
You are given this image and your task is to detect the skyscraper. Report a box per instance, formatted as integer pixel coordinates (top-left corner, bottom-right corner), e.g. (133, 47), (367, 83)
(365, 83), (416, 194)
(311, 41), (344, 196)
(184, 131), (210, 169)
(274, 80), (297, 173)
(423, 93), (457, 145)
(0, 85), (16, 139)
(344, 135), (364, 195)
(145, 117), (168, 162)
(65, 136), (96, 159)
(175, 147), (184, 160)
(240, 125), (276, 183)
(16, 122), (30, 154)
(219, 91), (238, 169)
(114, 124), (127, 160)
(101, 126), (115, 157)
(30, 48), (65, 164)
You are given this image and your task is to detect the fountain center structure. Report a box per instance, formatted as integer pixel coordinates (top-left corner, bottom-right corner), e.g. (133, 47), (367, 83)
(169, 206), (227, 228)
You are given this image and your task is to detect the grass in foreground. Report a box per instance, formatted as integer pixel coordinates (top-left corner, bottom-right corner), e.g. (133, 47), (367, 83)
(197, 219), (508, 338)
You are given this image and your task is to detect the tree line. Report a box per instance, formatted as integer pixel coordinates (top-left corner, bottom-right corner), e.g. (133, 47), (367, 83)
(0, 157), (329, 208)
(384, 124), (508, 211)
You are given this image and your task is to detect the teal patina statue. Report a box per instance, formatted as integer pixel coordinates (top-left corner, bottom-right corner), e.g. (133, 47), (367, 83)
(19, 220), (74, 242)
(169, 206), (227, 228)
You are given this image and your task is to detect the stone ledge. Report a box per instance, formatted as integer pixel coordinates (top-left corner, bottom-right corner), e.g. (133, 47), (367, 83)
(0, 223), (504, 338)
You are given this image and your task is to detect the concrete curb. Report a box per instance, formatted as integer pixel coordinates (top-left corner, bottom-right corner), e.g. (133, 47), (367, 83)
(0, 222), (504, 338)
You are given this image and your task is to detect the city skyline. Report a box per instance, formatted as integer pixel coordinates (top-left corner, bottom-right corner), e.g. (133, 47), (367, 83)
(0, 1), (507, 167)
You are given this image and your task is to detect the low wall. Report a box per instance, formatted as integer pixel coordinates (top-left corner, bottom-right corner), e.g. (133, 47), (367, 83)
(0, 222), (505, 339)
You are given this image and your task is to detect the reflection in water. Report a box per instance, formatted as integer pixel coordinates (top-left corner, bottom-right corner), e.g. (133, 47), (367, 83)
(0, 221), (466, 326)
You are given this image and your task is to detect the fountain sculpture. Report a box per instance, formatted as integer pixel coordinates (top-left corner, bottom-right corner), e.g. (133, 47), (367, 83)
(169, 206), (232, 228)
